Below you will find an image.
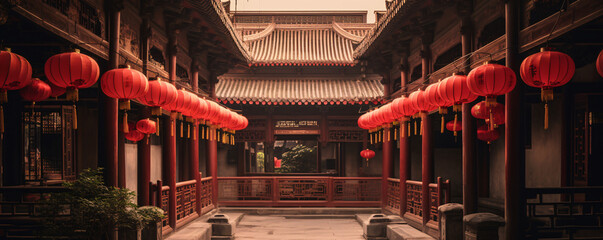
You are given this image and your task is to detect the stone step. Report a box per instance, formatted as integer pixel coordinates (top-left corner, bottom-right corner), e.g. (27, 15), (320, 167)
(209, 212), (245, 238)
(356, 214), (407, 240)
(387, 224), (435, 240)
(165, 209), (218, 240)
(218, 207), (381, 215)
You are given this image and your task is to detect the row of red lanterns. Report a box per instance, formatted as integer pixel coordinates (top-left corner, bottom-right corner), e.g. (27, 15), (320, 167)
(0, 48), (249, 144)
(359, 48), (585, 144)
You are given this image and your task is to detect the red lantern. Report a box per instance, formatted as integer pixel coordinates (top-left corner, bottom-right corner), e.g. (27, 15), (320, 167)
(438, 74), (478, 112)
(471, 101), (505, 129)
(137, 78), (177, 115)
(20, 78), (51, 103)
(45, 49), (100, 102)
(520, 48), (575, 129)
(360, 149), (376, 166)
(100, 66), (149, 132)
(125, 129), (145, 142)
(597, 49), (603, 78)
(409, 89), (435, 135)
(0, 48), (33, 134)
(426, 82), (453, 133)
(49, 82), (66, 98)
(136, 119), (156, 135)
(446, 120), (462, 136)
(477, 124), (500, 144)
(467, 62), (516, 106)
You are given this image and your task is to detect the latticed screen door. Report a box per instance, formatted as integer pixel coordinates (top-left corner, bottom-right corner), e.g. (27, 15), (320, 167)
(22, 106), (76, 184)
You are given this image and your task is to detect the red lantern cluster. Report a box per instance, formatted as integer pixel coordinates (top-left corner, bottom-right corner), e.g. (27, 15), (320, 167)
(445, 120), (462, 136)
(0, 48), (33, 134)
(471, 100), (505, 130)
(101, 65), (149, 133)
(477, 124), (500, 144)
(520, 48), (575, 129)
(20, 78), (51, 103)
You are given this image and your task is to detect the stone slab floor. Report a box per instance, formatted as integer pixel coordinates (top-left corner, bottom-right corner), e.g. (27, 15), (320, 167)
(235, 215), (364, 240)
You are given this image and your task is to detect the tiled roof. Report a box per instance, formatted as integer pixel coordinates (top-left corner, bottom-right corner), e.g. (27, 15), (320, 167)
(216, 75), (384, 105)
(237, 23), (372, 66)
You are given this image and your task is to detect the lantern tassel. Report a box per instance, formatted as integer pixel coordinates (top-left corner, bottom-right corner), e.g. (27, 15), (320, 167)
(441, 115), (445, 134)
(180, 121), (183, 138)
(414, 120), (417, 136)
(123, 111), (129, 133)
(489, 110), (494, 131)
(387, 128), (390, 142)
(454, 114), (458, 137)
(0, 105), (4, 137)
(156, 117), (160, 136)
(544, 103), (549, 130)
(394, 128), (398, 140)
(202, 126), (205, 140)
(187, 124), (191, 139)
(73, 105), (78, 130)
(408, 122), (411, 137)
(171, 118), (175, 137)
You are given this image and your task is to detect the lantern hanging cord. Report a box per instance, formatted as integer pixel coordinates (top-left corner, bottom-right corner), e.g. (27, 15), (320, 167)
(545, 0), (569, 47)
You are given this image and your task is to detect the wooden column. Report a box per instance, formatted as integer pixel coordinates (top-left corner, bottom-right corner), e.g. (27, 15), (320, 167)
(382, 126), (393, 206)
(420, 36), (433, 225)
(207, 126), (218, 205)
(505, 0), (526, 239)
(162, 116), (177, 229)
(460, 6), (478, 215)
(399, 121), (410, 216)
(168, 30), (179, 84)
(398, 48), (410, 216)
(190, 123), (201, 213)
(100, 4), (121, 188)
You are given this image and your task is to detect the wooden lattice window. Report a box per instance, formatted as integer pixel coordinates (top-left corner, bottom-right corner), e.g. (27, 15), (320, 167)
(43, 0), (70, 16)
(77, 0), (102, 36)
(176, 64), (189, 83)
(23, 106), (76, 184)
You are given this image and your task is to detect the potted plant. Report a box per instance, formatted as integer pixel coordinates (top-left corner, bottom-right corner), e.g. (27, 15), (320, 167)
(138, 206), (165, 240)
(38, 168), (159, 240)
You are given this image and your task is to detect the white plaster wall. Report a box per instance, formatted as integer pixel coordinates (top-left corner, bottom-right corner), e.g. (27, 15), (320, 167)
(125, 143), (138, 204)
(151, 145), (162, 182)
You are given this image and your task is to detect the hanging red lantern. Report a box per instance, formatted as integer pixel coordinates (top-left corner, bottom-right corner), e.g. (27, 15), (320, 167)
(45, 49), (99, 130)
(409, 89), (436, 135)
(597, 49), (603, 78)
(438, 73), (478, 112)
(136, 78), (177, 135)
(0, 48), (33, 135)
(136, 118), (156, 135)
(100, 65), (149, 133)
(471, 100), (505, 129)
(425, 82), (453, 133)
(20, 78), (51, 103)
(45, 49), (99, 102)
(49, 82), (66, 98)
(520, 48), (575, 129)
(446, 120), (462, 136)
(360, 149), (376, 166)
(125, 129), (145, 142)
(477, 124), (500, 144)
(467, 62), (516, 106)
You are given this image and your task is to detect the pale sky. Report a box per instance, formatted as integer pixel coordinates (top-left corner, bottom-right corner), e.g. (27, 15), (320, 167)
(228, 0), (386, 23)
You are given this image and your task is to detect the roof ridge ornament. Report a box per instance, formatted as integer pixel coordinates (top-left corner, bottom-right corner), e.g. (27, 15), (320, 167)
(332, 22), (364, 43)
(243, 23), (276, 42)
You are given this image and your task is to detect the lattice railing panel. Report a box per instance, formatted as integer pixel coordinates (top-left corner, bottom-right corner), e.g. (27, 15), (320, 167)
(176, 180), (196, 222)
(332, 178), (381, 201)
(160, 187), (169, 228)
(218, 178), (273, 201)
(200, 177), (214, 213)
(278, 178), (328, 201)
(406, 181), (422, 217)
(429, 184), (439, 222)
(385, 179), (401, 213)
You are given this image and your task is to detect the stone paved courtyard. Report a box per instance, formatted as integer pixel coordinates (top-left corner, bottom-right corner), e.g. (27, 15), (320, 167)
(235, 215), (365, 240)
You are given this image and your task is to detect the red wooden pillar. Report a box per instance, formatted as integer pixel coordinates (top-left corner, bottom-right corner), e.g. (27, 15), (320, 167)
(420, 36), (434, 225)
(505, 0), (526, 238)
(421, 113), (433, 225)
(382, 126), (393, 206)
(137, 135), (151, 205)
(399, 121), (410, 216)
(162, 116), (177, 229)
(190, 123), (201, 213)
(461, 8), (478, 215)
(100, 5), (121, 188)
(207, 126), (218, 205)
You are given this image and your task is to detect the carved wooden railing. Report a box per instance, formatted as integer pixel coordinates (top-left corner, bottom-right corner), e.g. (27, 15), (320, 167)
(217, 176), (381, 207)
(525, 187), (603, 239)
(199, 176), (214, 215)
(385, 178), (401, 214)
(175, 180), (197, 227)
(404, 178), (450, 225)
(158, 185), (170, 232)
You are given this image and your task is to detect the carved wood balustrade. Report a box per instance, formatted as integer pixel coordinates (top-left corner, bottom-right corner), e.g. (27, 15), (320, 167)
(217, 176), (381, 207)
